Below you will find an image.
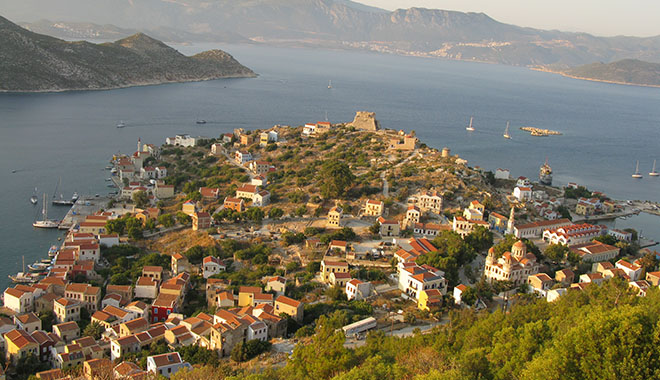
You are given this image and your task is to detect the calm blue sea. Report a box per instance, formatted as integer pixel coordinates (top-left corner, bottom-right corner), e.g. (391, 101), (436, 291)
(1, 44), (659, 289)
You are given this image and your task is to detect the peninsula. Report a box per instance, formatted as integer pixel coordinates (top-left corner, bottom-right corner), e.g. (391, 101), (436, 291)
(0, 15), (255, 92)
(561, 59), (660, 88)
(2, 112), (657, 380)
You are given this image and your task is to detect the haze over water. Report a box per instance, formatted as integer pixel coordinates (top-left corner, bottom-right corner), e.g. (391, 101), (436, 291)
(1, 44), (659, 288)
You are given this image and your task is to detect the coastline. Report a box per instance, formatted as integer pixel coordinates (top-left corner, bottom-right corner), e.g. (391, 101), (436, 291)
(0, 72), (257, 94)
(531, 67), (660, 89)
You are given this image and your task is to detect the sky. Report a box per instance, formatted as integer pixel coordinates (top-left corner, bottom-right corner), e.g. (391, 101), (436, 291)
(359, 0), (660, 37)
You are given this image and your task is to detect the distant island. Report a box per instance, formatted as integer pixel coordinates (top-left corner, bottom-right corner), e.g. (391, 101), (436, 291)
(557, 59), (660, 88)
(0, 15), (256, 92)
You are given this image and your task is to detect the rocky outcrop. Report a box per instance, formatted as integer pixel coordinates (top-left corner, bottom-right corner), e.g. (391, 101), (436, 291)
(348, 111), (380, 131)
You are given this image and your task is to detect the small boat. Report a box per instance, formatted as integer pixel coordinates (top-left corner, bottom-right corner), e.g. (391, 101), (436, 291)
(632, 160), (643, 179)
(33, 194), (59, 228)
(110, 168), (117, 174)
(117, 121), (126, 128)
(41, 258), (53, 264)
(48, 245), (59, 257)
(30, 187), (38, 205)
(650, 160), (659, 177)
(105, 165), (113, 170)
(196, 119), (207, 125)
(72, 192), (79, 202)
(28, 262), (50, 272)
(466, 117), (475, 132)
(105, 178), (113, 181)
(503, 121), (511, 139)
(328, 80), (332, 89)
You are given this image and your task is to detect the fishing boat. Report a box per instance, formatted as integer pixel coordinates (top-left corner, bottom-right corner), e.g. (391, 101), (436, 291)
(117, 121), (126, 128)
(466, 117), (475, 132)
(503, 121), (511, 139)
(328, 80), (332, 89)
(28, 262), (50, 272)
(48, 245), (59, 257)
(632, 161), (643, 179)
(650, 160), (659, 177)
(33, 194), (59, 228)
(9, 257), (39, 283)
(30, 187), (38, 205)
(539, 158), (553, 186)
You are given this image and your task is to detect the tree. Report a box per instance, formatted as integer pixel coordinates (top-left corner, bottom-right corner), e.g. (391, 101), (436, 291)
(268, 207), (284, 219)
(594, 234), (618, 245)
(39, 311), (54, 332)
(244, 207), (264, 223)
(83, 321), (105, 340)
(132, 190), (149, 208)
(176, 211), (192, 225)
(545, 243), (570, 263)
(158, 213), (175, 228)
(465, 226), (493, 252)
(319, 160), (355, 199)
(231, 340), (272, 362)
(326, 285), (347, 301)
(369, 222), (381, 235)
(105, 218), (126, 235)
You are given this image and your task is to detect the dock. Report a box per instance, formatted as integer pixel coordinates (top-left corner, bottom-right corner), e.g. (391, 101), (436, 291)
(59, 195), (113, 230)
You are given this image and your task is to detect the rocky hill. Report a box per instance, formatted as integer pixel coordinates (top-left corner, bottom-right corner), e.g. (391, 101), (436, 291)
(7, 0), (660, 67)
(0, 16), (255, 92)
(563, 59), (660, 87)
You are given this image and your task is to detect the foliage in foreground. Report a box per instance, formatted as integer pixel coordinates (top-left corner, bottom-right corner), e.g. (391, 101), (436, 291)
(174, 279), (660, 380)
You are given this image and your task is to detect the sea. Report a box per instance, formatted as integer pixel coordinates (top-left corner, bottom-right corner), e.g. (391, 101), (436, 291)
(1, 43), (659, 289)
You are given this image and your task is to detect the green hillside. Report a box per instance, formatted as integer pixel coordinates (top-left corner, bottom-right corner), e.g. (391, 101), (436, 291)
(565, 59), (660, 86)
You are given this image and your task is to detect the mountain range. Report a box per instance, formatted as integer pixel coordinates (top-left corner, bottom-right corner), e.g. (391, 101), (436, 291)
(0, 16), (255, 92)
(6, 0), (660, 68)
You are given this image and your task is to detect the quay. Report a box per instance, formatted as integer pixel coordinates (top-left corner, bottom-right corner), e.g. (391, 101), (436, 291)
(58, 195), (113, 230)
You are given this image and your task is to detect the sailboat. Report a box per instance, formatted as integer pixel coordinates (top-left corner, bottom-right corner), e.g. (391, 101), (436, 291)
(328, 80), (332, 89)
(9, 256), (39, 283)
(632, 161), (643, 179)
(52, 177), (75, 205)
(33, 193), (59, 228)
(503, 121), (511, 139)
(116, 120), (126, 128)
(30, 187), (38, 205)
(650, 160), (659, 177)
(466, 117), (475, 132)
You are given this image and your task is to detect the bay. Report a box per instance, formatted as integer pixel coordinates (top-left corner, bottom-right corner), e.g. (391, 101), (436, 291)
(1, 43), (659, 289)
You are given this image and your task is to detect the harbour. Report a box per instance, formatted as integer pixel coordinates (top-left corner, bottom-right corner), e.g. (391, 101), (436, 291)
(1, 43), (660, 289)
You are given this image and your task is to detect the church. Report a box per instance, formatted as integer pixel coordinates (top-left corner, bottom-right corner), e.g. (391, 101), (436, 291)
(484, 240), (542, 285)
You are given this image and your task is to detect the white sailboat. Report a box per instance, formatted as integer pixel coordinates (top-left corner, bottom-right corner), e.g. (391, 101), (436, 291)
(503, 121), (511, 139)
(466, 116), (475, 132)
(650, 160), (659, 177)
(328, 80), (332, 89)
(116, 120), (126, 128)
(33, 193), (59, 228)
(632, 160), (643, 179)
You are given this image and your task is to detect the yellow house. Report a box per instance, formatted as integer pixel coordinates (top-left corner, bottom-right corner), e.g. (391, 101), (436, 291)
(320, 259), (349, 283)
(182, 201), (197, 216)
(238, 286), (262, 307)
(274, 295), (304, 322)
(171, 253), (190, 275)
(327, 206), (343, 228)
(418, 289), (443, 311)
(5, 329), (39, 363)
(468, 200), (485, 214)
(364, 200), (384, 217)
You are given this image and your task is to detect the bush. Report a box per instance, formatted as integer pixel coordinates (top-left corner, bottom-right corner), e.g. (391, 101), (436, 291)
(231, 340), (272, 362)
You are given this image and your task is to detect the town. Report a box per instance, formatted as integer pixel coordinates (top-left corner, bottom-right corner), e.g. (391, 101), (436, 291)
(2, 111), (658, 380)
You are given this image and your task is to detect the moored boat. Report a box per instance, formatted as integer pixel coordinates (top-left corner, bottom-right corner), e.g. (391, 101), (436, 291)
(28, 262), (50, 272)
(650, 160), (659, 177)
(466, 116), (475, 132)
(34, 194), (59, 228)
(632, 160), (643, 179)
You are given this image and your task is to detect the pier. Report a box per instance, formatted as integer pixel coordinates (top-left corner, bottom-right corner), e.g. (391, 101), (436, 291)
(59, 195), (113, 230)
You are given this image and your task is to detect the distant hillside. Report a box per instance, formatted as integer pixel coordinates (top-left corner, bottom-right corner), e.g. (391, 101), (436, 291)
(6, 0), (660, 67)
(0, 16), (255, 92)
(19, 19), (249, 43)
(563, 59), (660, 87)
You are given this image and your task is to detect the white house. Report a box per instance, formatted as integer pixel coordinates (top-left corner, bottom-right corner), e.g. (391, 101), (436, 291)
(202, 256), (226, 279)
(345, 279), (371, 301)
(516, 177), (531, 187)
(616, 259), (643, 281)
(147, 352), (191, 378)
(494, 168), (510, 180)
(135, 277), (158, 299)
(98, 234), (120, 247)
(165, 135), (198, 147)
(513, 186), (533, 202)
(235, 150), (253, 164)
(4, 288), (34, 313)
(155, 167), (167, 179)
(253, 190), (271, 207)
(453, 284), (467, 305)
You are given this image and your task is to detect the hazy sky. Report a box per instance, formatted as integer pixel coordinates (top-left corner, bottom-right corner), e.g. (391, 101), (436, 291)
(360, 0), (660, 37)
